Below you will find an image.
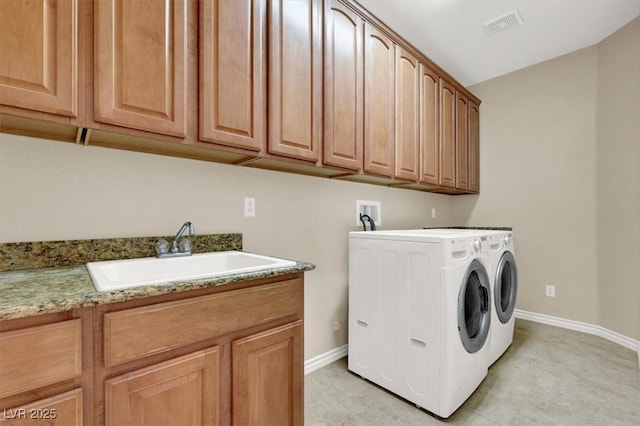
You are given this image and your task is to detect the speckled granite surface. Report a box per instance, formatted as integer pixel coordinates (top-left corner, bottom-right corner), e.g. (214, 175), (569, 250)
(0, 259), (314, 321)
(0, 233), (315, 321)
(0, 234), (242, 272)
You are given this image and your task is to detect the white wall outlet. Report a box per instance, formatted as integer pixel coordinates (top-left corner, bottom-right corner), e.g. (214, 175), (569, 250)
(332, 321), (341, 331)
(244, 197), (256, 217)
(432, 208), (437, 219)
(356, 200), (382, 227)
(546, 285), (556, 297)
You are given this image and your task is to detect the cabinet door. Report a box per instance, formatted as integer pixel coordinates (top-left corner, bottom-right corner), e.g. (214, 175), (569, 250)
(268, 0), (322, 162)
(200, 0), (266, 151)
(0, 389), (82, 426)
(394, 46), (420, 181)
(364, 23), (395, 177)
(455, 90), (469, 190)
(232, 321), (303, 426)
(468, 100), (480, 193)
(94, 0), (187, 137)
(323, 0), (363, 171)
(419, 64), (439, 186)
(439, 79), (455, 188)
(105, 347), (221, 426)
(0, 0), (77, 117)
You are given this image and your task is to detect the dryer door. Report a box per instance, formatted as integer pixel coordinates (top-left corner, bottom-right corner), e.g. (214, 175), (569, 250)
(495, 251), (518, 324)
(457, 259), (491, 353)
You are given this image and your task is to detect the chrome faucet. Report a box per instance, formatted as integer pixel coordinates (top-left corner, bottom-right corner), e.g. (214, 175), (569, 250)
(156, 221), (195, 258)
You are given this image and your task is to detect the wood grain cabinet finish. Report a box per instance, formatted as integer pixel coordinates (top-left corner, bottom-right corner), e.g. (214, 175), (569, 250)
(0, 0), (77, 117)
(232, 320), (303, 426)
(103, 279), (302, 367)
(364, 23), (395, 177)
(268, 0), (322, 162)
(455, 90), (469, 190)
(468, 100), (480, 193)
(100, 276), (304, 425)
(0, 389), (83, 426)
(94, 0), (188, 137)
(0, 320), (81, 399)
(439, 79), (456, 188)
(394, 46), (420, 181)
(419, 64), (439, 186)
(105, 347), (220, 426)
(323, 0), (363, 171)
(200, 0), (266, 151)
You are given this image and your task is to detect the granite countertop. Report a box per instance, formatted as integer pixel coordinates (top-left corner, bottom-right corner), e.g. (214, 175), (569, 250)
(0, 233), (315, 321)
(0, 259), (314, 321)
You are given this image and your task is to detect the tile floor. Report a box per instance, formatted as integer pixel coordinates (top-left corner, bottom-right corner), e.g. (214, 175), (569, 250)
(305, 320), (640, 425)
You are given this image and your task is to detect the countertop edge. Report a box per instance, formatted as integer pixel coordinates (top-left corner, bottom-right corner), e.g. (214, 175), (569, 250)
(0, 259), (315, 322)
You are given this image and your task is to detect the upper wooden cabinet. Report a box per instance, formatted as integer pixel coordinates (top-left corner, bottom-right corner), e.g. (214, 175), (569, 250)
(439, 79), (456, 189)
(94, 0), (188, 137)
(268, 0), (322, 162)
(455, 90), (469, 190)
(323, 0), (364, 171)
(200, 0), (266, 152)
(0, 0), (77, 117)
(394, 46), (420, 181)
(419, 64), (439, 186)
(468, 100), (480, 193)
(0, 0), (481, 194)
(364, 23), (395, 177)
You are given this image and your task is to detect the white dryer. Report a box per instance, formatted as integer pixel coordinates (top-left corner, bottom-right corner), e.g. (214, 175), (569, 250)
(485, 231), (518, 365)
(348, 229), (492, 418)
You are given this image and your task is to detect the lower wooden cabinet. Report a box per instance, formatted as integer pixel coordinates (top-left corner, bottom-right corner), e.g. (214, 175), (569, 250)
(105, 347), (221, 426)
(0, 389), (82, 426)
(233, 321), (303, 426)
(0, 275), (305, 426)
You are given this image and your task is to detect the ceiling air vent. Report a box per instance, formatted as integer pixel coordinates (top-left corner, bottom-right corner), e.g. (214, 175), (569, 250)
(484, 9), (523, 35)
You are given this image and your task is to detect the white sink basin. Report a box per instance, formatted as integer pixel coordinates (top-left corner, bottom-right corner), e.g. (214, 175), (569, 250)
(87, 251), (297, 292)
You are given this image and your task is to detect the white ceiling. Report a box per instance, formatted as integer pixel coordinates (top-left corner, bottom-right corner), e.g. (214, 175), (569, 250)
(358, 0), (640, 87)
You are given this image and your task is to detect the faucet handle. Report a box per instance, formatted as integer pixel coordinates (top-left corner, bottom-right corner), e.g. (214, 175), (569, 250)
(179, 238), (193, 253)
(156, 239), (170, 256)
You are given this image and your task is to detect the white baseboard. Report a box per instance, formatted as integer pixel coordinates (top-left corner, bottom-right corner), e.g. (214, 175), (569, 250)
(304, 313), (639, 376)
(515, 309), (640, 369)
(304, 344), (348, 375)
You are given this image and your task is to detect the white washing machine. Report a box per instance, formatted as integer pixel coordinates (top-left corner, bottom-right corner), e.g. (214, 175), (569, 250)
(430, 229), (518, 366)
(348, 229), (492, 418)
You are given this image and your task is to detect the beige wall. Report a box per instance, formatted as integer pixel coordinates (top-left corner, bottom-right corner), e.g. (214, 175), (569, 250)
(457, 18), (640, 340)
(0, 134), (454, 359)
(596, 18), (640, 340)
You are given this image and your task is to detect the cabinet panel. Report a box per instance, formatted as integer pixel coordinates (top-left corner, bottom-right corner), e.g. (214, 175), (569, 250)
(0, 320), (81, 399)
(468, 101), (480, 193)
(455, 91), (469, 190)
(94, 0), (187, 137)
(104, 279), (302, 367)
(105, 347), (220, 426)
(439, 79), (455, 188)
(419, 64), (439, 186)
(0, 389), (82, 426)
(323, 0), (363, 170)
(268, 0), (322, 161)
(394, 46), (419, 181)
(364, 24), (395, 177)
(232, 321), (303, 426)
(200, 0), (266, 151)
(0, 0), (77, 117)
